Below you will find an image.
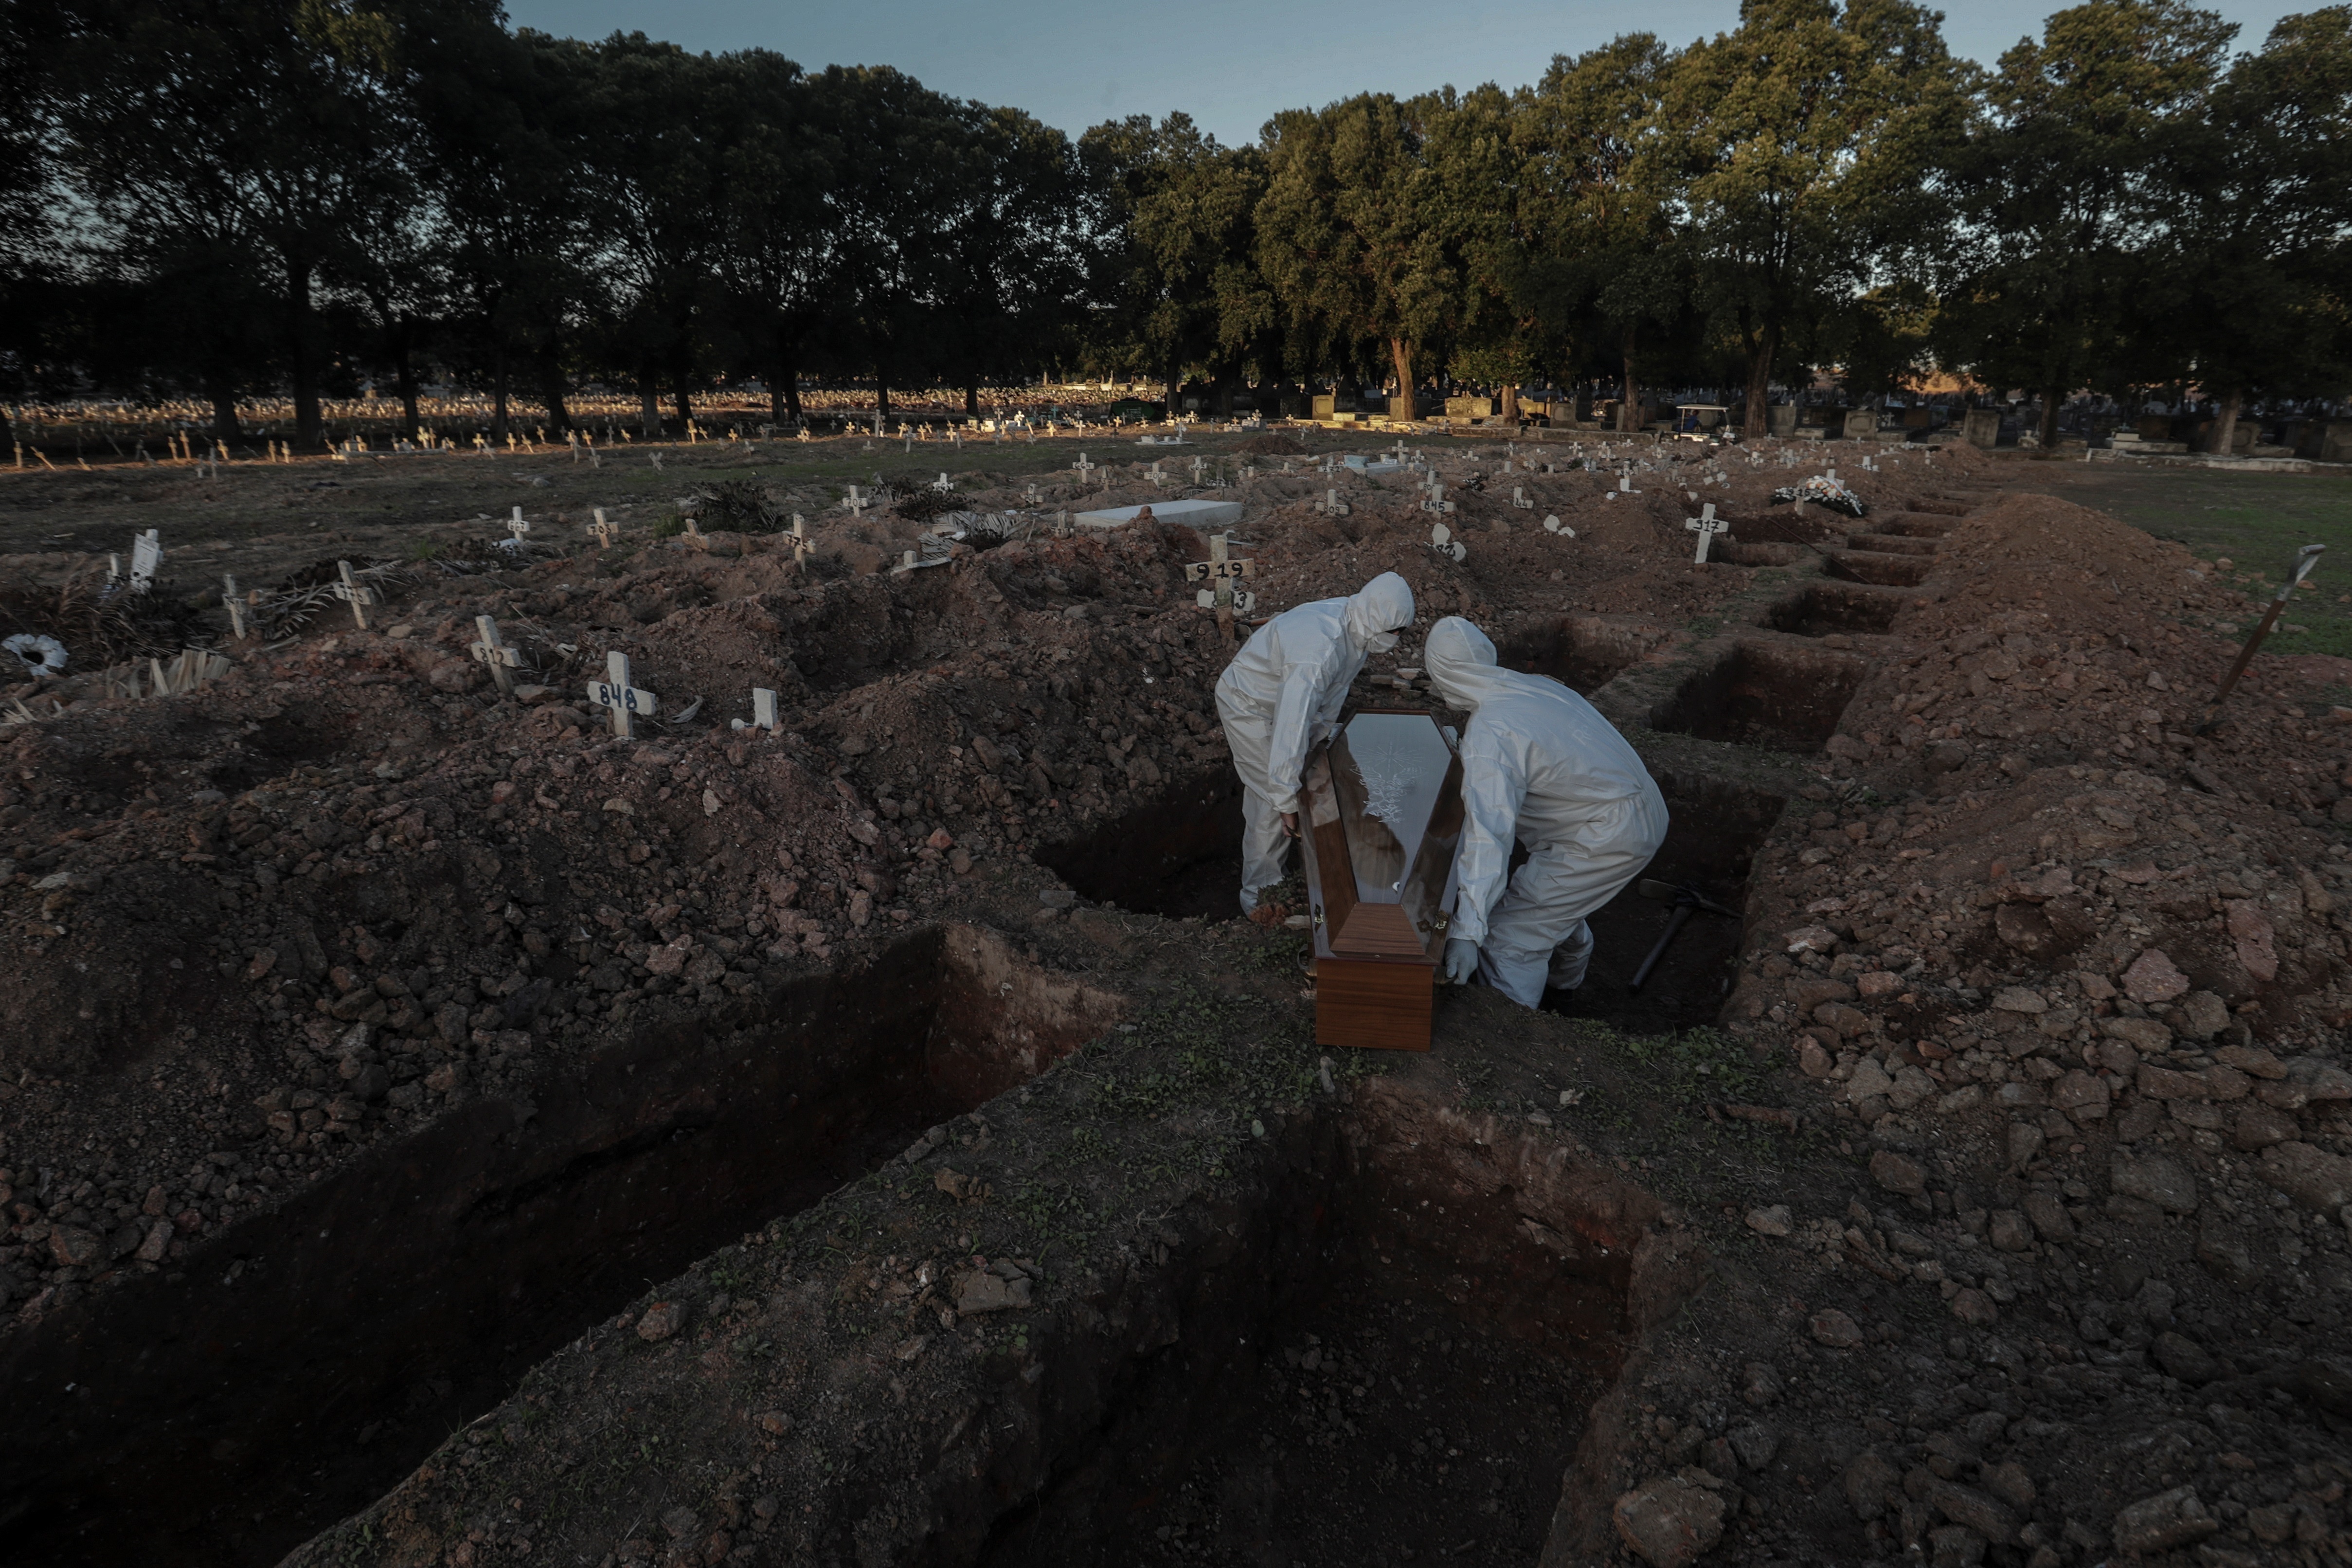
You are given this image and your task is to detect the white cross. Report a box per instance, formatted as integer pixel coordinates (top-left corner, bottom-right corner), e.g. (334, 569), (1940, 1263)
(844, 486), (867, 516)
(333, 560), (375, 629)
(931, 472), (952, 494)
(1512, 485), (1532, 510)
(507, 508), (531, 545)
(471, 614), (524, 694)
(590, 508), (618, 548)
(224, 574), (246, 639)
(588, 650), (656, 739)
(1686, 504), (1728, 562)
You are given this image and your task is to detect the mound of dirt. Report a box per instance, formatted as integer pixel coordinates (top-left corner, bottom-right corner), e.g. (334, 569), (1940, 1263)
(1235, 432), (1307, 457)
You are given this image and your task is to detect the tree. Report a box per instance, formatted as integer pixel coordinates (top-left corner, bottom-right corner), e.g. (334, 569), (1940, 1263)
(707, 49), (833, 425)
(1256, 93), (1459, 407)
(1510, 37), (1685, 429)
(51, 0), (435, 446)
(1937, 0), (2235, 446)
(1668, 0), (1970, 437)
(929, 102), (1087, 415)
(1080, 114), (1270, 413)
(2161, 8), (2352, 451)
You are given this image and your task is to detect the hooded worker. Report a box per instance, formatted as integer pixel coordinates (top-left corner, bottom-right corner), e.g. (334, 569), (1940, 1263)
(1425, 616), (1668, 1006)
(1216, 571), (1417, 911)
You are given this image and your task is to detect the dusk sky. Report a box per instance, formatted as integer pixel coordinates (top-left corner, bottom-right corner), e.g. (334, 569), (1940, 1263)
(506, 0), (2308, 146)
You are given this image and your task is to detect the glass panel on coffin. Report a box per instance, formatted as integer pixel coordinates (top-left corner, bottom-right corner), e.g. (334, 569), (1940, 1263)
(1300, 710), (1464, 968)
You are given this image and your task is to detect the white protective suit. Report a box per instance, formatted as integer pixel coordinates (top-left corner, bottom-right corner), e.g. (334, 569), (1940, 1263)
(1215, 572), (1417, 907)
(1427, 617), (1668, 1005)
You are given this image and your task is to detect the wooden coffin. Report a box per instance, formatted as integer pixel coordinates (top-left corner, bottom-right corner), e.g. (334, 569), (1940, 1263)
(1297, 709), (1466, 1051)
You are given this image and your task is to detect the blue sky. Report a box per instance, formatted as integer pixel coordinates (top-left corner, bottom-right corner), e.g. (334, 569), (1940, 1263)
(506, 0), (2306, 146)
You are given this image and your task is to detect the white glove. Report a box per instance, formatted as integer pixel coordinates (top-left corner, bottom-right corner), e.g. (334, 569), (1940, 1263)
(1443, 938), (1479, 986)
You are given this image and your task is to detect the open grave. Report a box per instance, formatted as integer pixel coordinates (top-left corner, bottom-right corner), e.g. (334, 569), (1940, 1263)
(1761, 582), (1918, 638)
(970, 1085), (1670, 1567)
(1821, 549), (1934, 587)
(0, 927), (1116, 1568)
(1031, 765), (1247, 919)
(1544, 773), (1784, 1036)
(1497, 613), (1669, 695)
(1648, 638), (1868, 754)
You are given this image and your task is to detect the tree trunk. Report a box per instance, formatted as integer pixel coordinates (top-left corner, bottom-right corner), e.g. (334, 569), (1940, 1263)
(1743, 326), (1777, 438)
(287, 253), (321, 447)
(1618, 323), (1639, 434)
(395, 339), (420, 436)
(205, 376), (240, 445)
(491, 347), (510, 442)
(966, 383), (979, 418)
(2039, 384), (2061, 451)
(876, 380), (891, 420)
(640, 379), (661, 437)
(1499, 385), (1519, 422)
(674, 376), (692, 429)
(541, 362), (570, 432)
(1388, 338), (1414, 418)
(2212, 386), (2242, 456)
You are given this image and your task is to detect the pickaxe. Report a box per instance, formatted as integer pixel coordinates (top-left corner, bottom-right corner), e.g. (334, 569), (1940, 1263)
(2196, 543), (2324, 734)
(1629, 878), (1738, 992)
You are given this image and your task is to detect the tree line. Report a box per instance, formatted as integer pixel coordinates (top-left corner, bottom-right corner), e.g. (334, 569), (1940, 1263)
(3, 0), (2347, 451)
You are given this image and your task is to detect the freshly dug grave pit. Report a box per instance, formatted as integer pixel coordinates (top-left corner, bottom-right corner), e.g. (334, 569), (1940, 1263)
(1821, 549), (1934, 588)
(1544, 773), (1781, 1036)
(970, 1080), (1676, 1568)
(1843, 531), (1939, 556)
(1762, 582), (1918, 638)
(1714, 539), (1803, 567)
(1031, 764), (1246, 919)
(1867, 512), (1958, 538)
(1498, 613), (1668, 696)
(0, 925), (1116, 1568)
(1650, 638), (1867, 754)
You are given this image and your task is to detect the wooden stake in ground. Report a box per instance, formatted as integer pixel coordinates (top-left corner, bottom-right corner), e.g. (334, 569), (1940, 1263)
(2199, 543), (2326, 732)
(223, 574), (247, 639)
(471, 614), (524, 695)
(588, 650), (656, 739)
(333, 561), (375, 630)
(1685, 503), (1727, 563)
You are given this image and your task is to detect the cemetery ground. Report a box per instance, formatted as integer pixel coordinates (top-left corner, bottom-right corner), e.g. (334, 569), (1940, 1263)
(0, 427), (2349, 1568)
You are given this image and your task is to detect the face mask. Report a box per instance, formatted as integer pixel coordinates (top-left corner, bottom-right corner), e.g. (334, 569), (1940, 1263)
(1366, 631), (1400, 653)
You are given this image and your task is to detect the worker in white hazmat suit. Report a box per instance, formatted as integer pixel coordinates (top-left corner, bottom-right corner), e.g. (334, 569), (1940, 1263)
(1215, 572), (1417, 911)
(1425, 617), (1668, 1007)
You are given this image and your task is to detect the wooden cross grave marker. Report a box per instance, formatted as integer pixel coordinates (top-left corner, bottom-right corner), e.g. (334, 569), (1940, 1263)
(333, 560), (375, 629)
(1685, 503), (1727, 563)
(471, 614), (525, 695)
(589, 508), (618, 549)
(506, 508), (532, 547)
(588, 650), (656, 739)
(1186, 532), (1256, 637)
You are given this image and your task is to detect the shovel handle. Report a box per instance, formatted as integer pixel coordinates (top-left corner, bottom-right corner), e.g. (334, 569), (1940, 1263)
(1630, 904), (1692, 993)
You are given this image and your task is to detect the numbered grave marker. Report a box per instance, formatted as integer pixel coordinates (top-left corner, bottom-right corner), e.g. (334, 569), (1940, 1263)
(589, 508), (618, 549)
(471, 614), (525, 694)
(587, 650), (657, 739)
(1685, 503), (1727, 563)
